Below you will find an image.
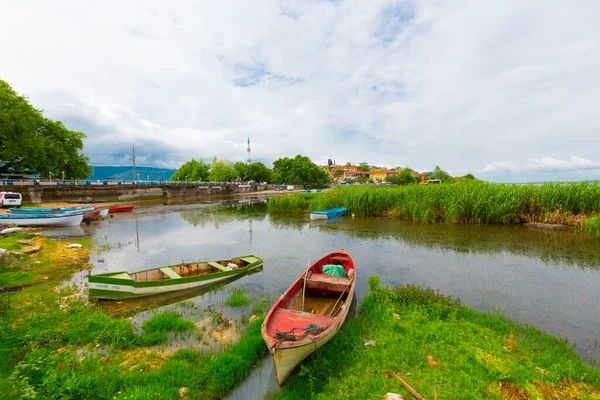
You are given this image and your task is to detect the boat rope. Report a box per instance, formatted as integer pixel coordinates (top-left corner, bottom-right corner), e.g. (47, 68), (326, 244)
(273, 323), (330, 347)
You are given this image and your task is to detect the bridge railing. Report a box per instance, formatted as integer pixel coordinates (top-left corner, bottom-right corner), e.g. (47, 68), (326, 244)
(0, 179), (262, 187)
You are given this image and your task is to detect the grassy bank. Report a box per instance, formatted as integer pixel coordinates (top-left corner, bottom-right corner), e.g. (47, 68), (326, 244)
(0, 233), (268, 399)
(268, 182), (600, 234)
(276, 278), (600, 399)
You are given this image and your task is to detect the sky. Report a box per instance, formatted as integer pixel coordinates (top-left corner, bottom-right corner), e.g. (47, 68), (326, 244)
(2, 0), (599, 182)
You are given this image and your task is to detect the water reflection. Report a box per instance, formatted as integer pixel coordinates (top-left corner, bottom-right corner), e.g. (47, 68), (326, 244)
(85, 200), (600, 367)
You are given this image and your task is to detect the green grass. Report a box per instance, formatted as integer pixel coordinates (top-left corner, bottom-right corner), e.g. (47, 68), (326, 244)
(226, 287), (249, 307)
(583, 214), (600, 238)
(275, 278), (600, 400)
(267, 182), (600, 228)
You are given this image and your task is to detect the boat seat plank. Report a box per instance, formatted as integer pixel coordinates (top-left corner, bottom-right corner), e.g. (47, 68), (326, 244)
(267, 308), (333, 337)
(159, 267), (182, 279)
(207, 261), (232, 272)
(110, 272), (133, 280)
(329, 256), (349, 262)
(306, 273), (352, 292)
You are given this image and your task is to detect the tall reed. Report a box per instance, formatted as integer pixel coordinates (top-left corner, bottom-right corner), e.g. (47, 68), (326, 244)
(267, 182), (600, 227)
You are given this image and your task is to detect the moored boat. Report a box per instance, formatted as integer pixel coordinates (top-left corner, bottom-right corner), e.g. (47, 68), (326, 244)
(309, 207), (347, 220)
(108, 205), (134, 213)
(261, 249), (356, 385)
(96, 207), (109, 218)
(0, 212), (84, 227)
(9, 205), (94, 214)
(83, 209), (102, 221)
(88, 255), (263, 300)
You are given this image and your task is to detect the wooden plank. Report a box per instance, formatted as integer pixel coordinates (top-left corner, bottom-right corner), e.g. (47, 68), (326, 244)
(207, 261), (232, 272)
(159, 267), (182, 279)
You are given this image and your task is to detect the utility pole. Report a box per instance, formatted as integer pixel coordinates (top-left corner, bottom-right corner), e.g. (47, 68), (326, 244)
(132, 146), (136, 182)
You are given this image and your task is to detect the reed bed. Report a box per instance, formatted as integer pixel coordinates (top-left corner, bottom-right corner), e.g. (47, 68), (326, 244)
(268, 182), (600, 234)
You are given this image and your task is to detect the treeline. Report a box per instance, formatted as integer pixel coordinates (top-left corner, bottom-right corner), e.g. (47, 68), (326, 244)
(0, 80), (92, 179)
(171, 154), (329, 185)
(267, 181), (600, 235)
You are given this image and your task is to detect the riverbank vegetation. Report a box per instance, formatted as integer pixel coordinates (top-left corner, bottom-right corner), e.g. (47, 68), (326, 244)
(268, 182), (600, 235)
(0, 232), (268, 399)
(276, 277), (600, 399)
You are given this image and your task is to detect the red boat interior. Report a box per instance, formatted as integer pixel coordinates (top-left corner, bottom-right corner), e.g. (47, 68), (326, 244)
(264, 251), (355, 345)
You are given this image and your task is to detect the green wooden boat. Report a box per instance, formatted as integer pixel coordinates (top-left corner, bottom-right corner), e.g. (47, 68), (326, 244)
(88, 255), (263, 300)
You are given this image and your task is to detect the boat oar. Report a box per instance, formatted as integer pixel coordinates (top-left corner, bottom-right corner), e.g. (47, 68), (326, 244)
(301, 259), (310, 312)
(328, 274), (354, 318)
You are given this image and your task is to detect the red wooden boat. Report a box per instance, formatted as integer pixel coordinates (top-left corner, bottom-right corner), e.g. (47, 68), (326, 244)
(108, 205), (135, 213)
(262, 249), (356, 385)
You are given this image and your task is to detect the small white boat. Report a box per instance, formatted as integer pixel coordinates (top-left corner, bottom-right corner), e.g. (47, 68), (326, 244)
(0, 213), (84, 227)
(309, 207), (347, 220)
(97, 208), (109, 218)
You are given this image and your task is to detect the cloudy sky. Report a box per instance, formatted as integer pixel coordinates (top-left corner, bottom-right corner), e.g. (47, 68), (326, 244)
(2, 0), (599, 182)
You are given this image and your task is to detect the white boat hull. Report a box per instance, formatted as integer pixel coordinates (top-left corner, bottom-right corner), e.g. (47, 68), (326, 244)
(270, 299), (352, 385)
(309, 213), (328, 220)
(0, 213), (83, 227)
(98, 208), (109, 218)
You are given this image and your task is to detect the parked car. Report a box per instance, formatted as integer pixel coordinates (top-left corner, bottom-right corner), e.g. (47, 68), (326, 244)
(0, 191), (22, 208)
(286, 185), (295, 190)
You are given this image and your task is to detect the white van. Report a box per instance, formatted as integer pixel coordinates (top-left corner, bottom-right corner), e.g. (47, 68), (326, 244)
(0, 192), (22, 208)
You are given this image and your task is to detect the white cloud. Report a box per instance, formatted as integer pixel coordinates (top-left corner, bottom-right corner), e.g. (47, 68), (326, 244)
(2, 0), (600, 180)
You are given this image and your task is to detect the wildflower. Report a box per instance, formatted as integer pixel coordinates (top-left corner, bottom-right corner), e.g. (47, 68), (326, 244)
(69, 360), (73, 364)
(58, 367), (62, 370)
(105, 357), (110, 363)
(59, 361), (64, 365)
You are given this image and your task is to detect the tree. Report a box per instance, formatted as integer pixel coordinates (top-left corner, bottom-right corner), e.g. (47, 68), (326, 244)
(345, 162), (352, 166)
(272, 155), (330, 186)
(233, 161), (248, 180)
(0, 80), (92, 178)
(171, 158), (210, 182)
(388, 168), (418, 185)
(358, 162), (370, 172)
(463, 173), (476, 180)
(246, 162), (271, 182)
(208, 160), (237, 182)
(432, 166), (453, 183)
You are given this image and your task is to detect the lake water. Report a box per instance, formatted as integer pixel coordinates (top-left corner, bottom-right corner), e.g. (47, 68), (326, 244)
(58, 196), (600, 396)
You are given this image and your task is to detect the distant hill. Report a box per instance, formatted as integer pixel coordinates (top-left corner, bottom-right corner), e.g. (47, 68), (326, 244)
(90, 166), (177, 181)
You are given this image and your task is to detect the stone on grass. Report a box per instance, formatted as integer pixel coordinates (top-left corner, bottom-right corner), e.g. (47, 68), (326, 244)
(383, 393), (404, 400)
(0, 248), (8, 263)
(9, 251), (23, 256)
(1, 227), (24, 235)
(249, 315), (259, 322)
(67, 243), (83, 249)
(179, 387), (189, 398)
(16, 240), (33, 245)
(21, 245), (42, 254)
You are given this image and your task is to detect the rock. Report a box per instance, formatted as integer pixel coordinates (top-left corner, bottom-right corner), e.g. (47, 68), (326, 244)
(364, 340), (376, 348)
(383, 393), (404, 400)
(249, 315), (259, 322)
(27, 232), (43, 237)
(1, 227), (24, 235)
(0, 248), (8, 263)
(21, 245), (42, 254)
(67, 244), (83, 249)
(16, 240), (34, 245)
(179, 387), (189, 398)
(34, 261), (41, 265)
(9, 251), (23, 256)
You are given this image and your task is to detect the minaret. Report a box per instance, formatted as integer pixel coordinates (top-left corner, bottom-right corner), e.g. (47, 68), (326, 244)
(247, 137), (251, 164)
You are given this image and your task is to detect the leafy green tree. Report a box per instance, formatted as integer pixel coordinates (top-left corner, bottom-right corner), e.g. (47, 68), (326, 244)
(345, 162), (352, 166)
(0, 80), (92, 178)
(246, 162), (271, 182)
(358, 162), (370, 172)
(272, 155), (330, 186)
(233, 161), (248, 180)
(432, 166), (454, 183)
(208, 160), (237, 182)
(463, 173), (476, 180)
(171, 158), (210, 182)
(388, 168), (418, 185)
